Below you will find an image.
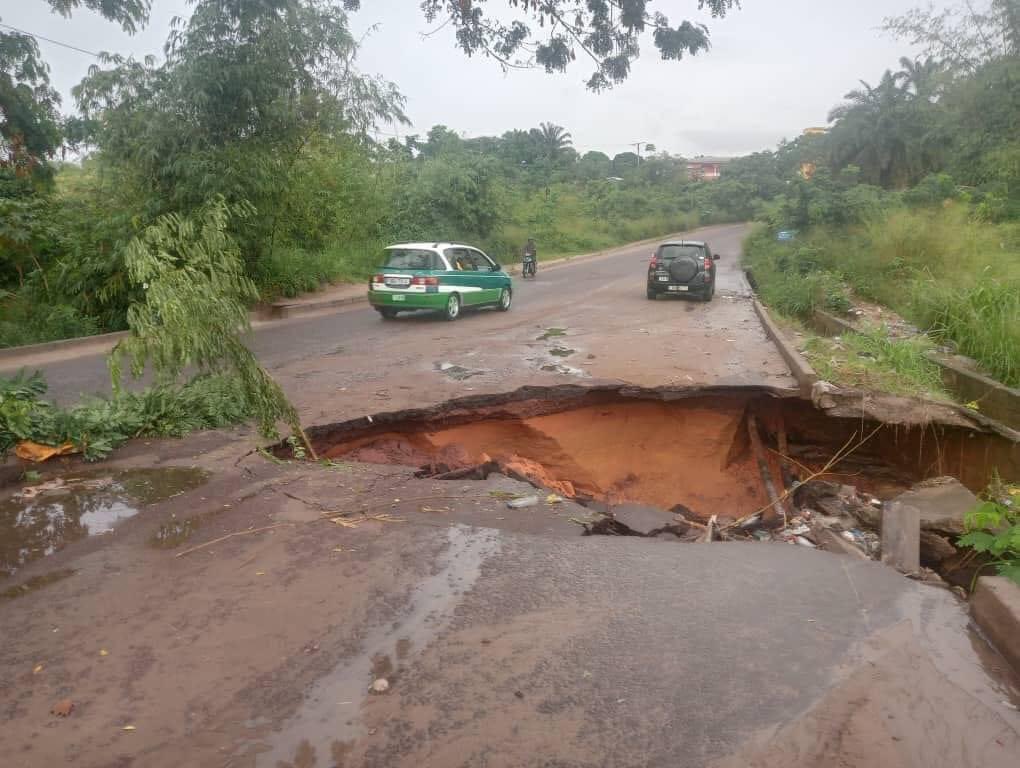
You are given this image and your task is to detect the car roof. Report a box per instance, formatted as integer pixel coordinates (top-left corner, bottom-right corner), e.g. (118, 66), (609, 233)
(660, 240), (706, 247)
(386, 242), (478, 251)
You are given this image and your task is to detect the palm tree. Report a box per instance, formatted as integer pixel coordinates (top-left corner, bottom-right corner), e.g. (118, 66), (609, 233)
(827, 70), (920, 188)
(537, 122), (573, 161)
(895, 56), (944, 102)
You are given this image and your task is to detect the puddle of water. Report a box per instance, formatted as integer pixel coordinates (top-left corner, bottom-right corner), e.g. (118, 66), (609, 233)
(894, 586), (1020, 710)
(537, 327), (567, 340)
(0, 467), (209, 576)
(254, 524), (500, 767)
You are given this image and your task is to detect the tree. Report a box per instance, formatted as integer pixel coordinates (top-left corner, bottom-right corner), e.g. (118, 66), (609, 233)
(611, 151), (640, 173)
(108, 196), (315, 455)
(536, 122), (573, 161)
(75, 0), (407, 263)
(417, 0), (740, 90)
(827, 70), (935, 188)
(0, 30), (61, 189)
(895, 56), (945, 101)
(883, 1), (1020, 73)
(42, 0), (150, 33)
(578, 150), (612, 179)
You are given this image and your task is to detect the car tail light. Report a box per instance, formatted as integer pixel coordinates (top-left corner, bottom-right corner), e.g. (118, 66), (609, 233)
(703, 257), (712, 271)
(649, 254), (660, 269)
(411, 276), (440, 286)
(372, 274), (384, 284)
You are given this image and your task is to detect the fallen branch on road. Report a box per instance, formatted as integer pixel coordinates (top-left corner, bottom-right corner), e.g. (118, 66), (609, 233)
(174, 523), (294, 558)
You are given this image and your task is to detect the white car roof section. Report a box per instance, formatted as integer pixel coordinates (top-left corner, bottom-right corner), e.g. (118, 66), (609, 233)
(386, 242), (478, 251)
(660, 240), (706, 247)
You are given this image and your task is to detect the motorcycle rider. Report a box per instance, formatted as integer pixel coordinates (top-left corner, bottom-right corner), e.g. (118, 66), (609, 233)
(522, 238), (537, 277)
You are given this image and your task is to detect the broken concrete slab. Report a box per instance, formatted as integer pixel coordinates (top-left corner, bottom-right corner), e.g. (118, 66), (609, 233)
(610, 503), (679, 536)
(891, 476), (978, 536)
(971, 576), (1020, 674)
(920, 530), (958, 566)
(882, 501), (920, 574)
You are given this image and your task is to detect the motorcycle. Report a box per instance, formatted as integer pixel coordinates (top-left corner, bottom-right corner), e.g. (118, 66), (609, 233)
(522, 254), (537, 279)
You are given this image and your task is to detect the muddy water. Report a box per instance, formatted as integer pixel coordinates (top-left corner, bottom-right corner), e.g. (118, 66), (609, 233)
(0, 467), (209, 575)
(252, 525), (500, 768)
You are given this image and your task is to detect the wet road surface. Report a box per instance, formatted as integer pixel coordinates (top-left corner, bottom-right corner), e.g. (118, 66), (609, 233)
(1, 223), (795, 418)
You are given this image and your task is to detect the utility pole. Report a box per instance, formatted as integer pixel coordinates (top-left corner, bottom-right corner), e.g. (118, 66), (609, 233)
(631, 141), (649, 161)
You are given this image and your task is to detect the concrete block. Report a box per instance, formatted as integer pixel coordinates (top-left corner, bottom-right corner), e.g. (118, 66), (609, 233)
(881, 501), (920, 573)
(971, 576), (1020, 674)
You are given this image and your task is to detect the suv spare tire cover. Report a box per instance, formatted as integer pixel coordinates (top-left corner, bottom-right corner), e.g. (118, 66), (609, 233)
(668, 257), (698, 282)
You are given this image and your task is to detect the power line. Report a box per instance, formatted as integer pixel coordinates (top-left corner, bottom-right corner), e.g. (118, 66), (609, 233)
(0, 22), (101, 58)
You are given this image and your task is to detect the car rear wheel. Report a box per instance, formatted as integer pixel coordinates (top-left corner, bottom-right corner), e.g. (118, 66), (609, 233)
(444, 293), (461, 321)
(497, 287), (512, 311)
(702, 281), (715, 302)
(377, 307), (399, 320)
(646, 288), (657, 300)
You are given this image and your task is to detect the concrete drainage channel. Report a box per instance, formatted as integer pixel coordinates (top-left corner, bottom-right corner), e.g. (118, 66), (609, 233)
(291, 385), (1018, 591)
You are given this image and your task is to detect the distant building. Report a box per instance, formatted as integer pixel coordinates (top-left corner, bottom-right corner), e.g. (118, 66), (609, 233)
(800, 162), (817, 180)
(686, 156), (731, 181)
(803, 127), (828, 136)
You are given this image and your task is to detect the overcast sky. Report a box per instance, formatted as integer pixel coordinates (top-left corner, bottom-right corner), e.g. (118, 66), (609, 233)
(3, 1), (932, 157)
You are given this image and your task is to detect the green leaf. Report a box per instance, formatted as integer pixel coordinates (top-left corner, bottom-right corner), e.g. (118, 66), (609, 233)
(957, 530), (997, 553)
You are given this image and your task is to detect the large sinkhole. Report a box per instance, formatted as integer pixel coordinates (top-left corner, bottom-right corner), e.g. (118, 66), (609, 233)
(299, 386), (1019, 523)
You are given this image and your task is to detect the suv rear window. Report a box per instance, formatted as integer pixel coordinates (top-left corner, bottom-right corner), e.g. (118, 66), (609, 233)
(383, 249), (439, 270)
(658, 244), (705, 260)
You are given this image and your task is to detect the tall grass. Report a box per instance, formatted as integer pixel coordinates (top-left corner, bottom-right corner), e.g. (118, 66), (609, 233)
(745, 206), (1020, 387)
(912, 278), (1020, 386)
(803, 327), (948, 399)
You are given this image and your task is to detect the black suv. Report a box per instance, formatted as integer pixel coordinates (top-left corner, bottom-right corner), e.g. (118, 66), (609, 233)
(646, 240), (720, 301)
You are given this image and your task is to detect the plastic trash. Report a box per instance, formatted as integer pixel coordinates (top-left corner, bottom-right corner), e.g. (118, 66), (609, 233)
(506, 495), (539, 509)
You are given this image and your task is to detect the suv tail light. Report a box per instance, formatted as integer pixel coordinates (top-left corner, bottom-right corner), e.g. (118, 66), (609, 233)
(649, 253), (660, 270)
(703, 257), (712, 272)
(372, 274), (384, 284)
(411, 276), (440, 286)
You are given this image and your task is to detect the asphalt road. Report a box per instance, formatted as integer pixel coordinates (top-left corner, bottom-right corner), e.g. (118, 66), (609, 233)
(3, 226), (1019, 768)
(1, 223), (795, 416)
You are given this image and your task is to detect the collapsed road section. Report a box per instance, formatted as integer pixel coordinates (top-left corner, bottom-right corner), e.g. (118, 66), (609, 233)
(294, 383), (1019, 590)
(300, 384), (1017, 512)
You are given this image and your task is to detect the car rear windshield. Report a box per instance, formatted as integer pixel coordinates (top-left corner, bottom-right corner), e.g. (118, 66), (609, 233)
(658, 244), (705, 260)
(383, 249), (439, 270)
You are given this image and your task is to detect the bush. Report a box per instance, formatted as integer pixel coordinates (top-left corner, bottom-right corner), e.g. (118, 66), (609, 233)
(0, 294), (102, 349)
(1, 370), (253, 461)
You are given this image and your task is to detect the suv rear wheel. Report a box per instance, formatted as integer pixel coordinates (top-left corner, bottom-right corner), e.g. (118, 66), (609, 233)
(646, 288), (657, 300)
(377, 307), (398, 319)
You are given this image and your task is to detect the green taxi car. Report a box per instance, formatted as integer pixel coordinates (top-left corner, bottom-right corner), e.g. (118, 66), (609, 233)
(368, 242), (513, 321)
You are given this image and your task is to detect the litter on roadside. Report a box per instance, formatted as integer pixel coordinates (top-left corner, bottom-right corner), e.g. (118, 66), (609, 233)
(506, 495), (539, 509)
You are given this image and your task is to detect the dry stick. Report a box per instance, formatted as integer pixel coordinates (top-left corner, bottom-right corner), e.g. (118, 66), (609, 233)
(723, 424), (885, 533)
(747, 414), (788, 527)
(319, 494), (494, 518)
(174, 523), (294, 558)
(776, 414), (793, 489)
